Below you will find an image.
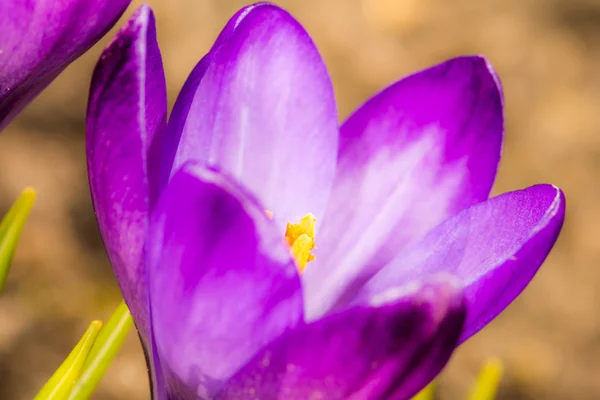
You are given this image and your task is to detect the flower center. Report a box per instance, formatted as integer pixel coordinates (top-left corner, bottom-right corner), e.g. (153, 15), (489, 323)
(266, 211), (316, 274)
(285, 213), (316, 274)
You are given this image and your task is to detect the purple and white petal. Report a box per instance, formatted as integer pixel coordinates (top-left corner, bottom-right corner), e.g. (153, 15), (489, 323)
(159, 3), (266, 189)
(163, 3), (339, 230)
(305, 56), (504, 319)
(87, 5), (167, 338)
(357, 184), (565, 342)
(218, 278), (464, 400)
(0, 0), (131, 130)
(147, 163), (303, 398)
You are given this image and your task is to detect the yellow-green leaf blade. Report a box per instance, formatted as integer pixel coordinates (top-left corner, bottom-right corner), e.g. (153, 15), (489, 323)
(34, 320), (103, 400)
(0, 187), (36, 293)
(68, 301), (133, 400)
(412, 382), (436, 400)
(467, 357), (503, 400)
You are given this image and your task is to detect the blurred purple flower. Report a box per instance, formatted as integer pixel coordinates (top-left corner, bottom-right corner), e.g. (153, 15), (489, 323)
(86, 3), (565, 399)
(0, 0), (131, 131)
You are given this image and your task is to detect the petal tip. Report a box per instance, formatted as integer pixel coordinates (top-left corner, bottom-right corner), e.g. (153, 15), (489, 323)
(107, 3), (155, 47)
(226, 1), (304, 37)
(537, 184), (566, 232)
(212, 2), (287, 46)
(132, 3), (155, 23)
(442, 55), (504, 101)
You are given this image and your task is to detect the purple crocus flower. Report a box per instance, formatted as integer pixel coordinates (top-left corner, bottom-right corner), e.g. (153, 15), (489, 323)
(0, 0), (131, 131)
(87, 3), (565, 399)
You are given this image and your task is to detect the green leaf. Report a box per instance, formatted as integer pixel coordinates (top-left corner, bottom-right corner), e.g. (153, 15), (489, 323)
(68, 301), (133, 400)
(34, 320), (103, 400)
(0, 187), (36, 293)
(467, 358), (503, 400)
(412, 382), (436, 400)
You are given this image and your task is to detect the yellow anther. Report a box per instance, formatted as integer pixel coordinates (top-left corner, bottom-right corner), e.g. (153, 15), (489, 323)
(285, 214), (316, 274)
(265, 210), (273, 220)
(289, 234), (316, 273)
(285, 214), (316, 246)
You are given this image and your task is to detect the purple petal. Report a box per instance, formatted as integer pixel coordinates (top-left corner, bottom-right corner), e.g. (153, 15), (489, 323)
(164, 3), (339, 230)
(218, 278), (465, 400)
(304, 56), (504, 319)
(358, 184), (565, 343)
(0, 0), (131, 130)
(147, 163), (303, 398)
(86, 5), (167, 338)
(159, 3), (264, 189)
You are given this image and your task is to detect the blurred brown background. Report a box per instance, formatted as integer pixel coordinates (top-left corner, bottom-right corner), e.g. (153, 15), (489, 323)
(1, 0), (599, 398)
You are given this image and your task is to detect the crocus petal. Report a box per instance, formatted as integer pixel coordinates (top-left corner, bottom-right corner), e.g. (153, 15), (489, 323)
(0, 0), (131, 130)
(358, 184), (565, 343)
(218, 278), (465, 400)
(87, 5), (167, 338)
(304, 56), (504, 319)
(159, 4), (263, 189)
(147, 163), (303, 398)
(164, 3), (339, 229)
